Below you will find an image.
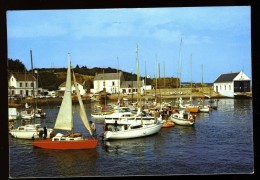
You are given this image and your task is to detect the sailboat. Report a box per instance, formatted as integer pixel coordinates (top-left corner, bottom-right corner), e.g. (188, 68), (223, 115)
(199, 64), (210, 113)
(32, 54), (98, 149)
(183, 54), (199, 113)
(170, 39), (196, 126)
(170, 109), (195, 126)
(9, 50), (53, 140)
(102, 46), (162, 140)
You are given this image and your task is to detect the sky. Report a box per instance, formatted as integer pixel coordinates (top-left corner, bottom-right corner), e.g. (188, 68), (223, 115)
(7, 6), (251, 83)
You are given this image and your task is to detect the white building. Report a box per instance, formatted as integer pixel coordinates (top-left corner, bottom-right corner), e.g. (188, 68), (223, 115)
(58, 81), (86, 96)
(8, 72), (42, 97)
(213, 71), (251, 97)
(91, 72), (148, 95)
(92, 72), (125, 94)
(121, 79), (151, 95)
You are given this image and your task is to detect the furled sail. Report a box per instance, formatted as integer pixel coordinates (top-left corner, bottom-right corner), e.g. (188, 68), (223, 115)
(54, 55), (73, 131)
(72, 70), (92, 135)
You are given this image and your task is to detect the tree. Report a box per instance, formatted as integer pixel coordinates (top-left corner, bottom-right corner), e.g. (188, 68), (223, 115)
(38, 71), (64, 91)
(8, 58), (27, 72)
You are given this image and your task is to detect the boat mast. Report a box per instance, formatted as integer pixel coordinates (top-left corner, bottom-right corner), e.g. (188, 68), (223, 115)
(164, 61), (166, 97)
(68, 54), (74, 134)
(158, 63), (162, 106)
(144, 60), (147, 96)
(136, 45), (143, 125)
(201, 64), (205, 106)
(190, 54), (192, 102)
(30, 49), (36, 124)
(117, 56), (119, 100)
(155, 54), (158, 105)
(177, 37), (183, 89)
(177, 37), (183, 106)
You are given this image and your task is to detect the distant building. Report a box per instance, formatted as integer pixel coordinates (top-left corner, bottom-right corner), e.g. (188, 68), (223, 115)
(91, 72), (148, 94)
(58, 81), (86, 95)
(213, 71), (251, 97)
(92, 72), (125, 94)
(8, 72), (42, 97)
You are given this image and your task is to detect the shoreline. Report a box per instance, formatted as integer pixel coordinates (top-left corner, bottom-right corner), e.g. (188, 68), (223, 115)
(8, 91), (252, 108)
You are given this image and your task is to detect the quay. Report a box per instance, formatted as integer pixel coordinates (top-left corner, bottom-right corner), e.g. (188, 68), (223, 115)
(8, 87), (252, 108)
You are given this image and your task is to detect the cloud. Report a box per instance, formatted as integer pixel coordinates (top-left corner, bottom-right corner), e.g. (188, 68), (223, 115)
(7, 6), (250, 46)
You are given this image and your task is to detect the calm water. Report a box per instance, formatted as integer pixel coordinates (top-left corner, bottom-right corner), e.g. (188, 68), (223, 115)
(9, 98), (254, 178)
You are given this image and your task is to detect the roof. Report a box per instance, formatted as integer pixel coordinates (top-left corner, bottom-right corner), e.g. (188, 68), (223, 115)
(214, 72), (240, 83)
(94, 72), (123, 81)
(121, 81), (138, 88)
(9, 72), (36, 81)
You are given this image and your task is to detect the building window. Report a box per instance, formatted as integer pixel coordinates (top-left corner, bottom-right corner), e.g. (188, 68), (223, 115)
(112, 81), (115, 86)
(20, 83), (23, 87)
(225, 85), (226, 90)
(31, 82), (34, 87)
(25, 83), (28, 87)
(20, 90), (23, 95)
(220, 85), (222, 91)
(229, 85), (231, 90)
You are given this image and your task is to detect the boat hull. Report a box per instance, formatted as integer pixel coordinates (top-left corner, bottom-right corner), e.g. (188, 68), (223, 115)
(185, 107), (199, 113)
(170, 116), (194, 126)
(104, 123), (162, 140)
(9, 125), (53, 140)
(32, 139), (98, 150)
(199, 108), (210, 113)
(162, 121), (175, 128)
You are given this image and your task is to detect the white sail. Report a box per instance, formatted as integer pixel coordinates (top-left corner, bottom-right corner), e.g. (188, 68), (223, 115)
(54, 55), (73, 131)
(72, 71), (92, 135)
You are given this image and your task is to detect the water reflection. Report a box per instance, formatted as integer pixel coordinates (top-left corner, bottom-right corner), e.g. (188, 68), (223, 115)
(32, 148), (99, 177)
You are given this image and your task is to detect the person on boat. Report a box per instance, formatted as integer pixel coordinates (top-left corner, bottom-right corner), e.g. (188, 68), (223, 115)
(90, 121), (97, 138)
(50, 131), (55, 138)
(22, 120), (26, 126)
(39, 129), (43, 140)
(173, 109), (179, 114)
(114, 120), (118, 131)
(9, 121), (14, 131)
(43, 126), (47, 139)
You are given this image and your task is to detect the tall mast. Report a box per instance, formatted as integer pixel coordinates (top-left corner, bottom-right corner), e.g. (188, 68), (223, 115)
(177, 37), (183, 89)
(136, 45), (143, 124)
(158, 63), (162, 105)
(190, 54), (193, 102)
(190, 54), (192, 93)
(164, 61), (165, 97)
(117, 56), (119, 99)
(68, 53), (73, 134)
(201, 64), (204, 85)
(30, 49), (36, 124)
(155, 54), (158, 104)
(136, 45), (140, 104)
(144, 60), (146, 96)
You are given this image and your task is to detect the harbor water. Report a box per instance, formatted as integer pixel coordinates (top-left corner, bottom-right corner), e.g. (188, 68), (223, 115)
(9, 98), (254, 178)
